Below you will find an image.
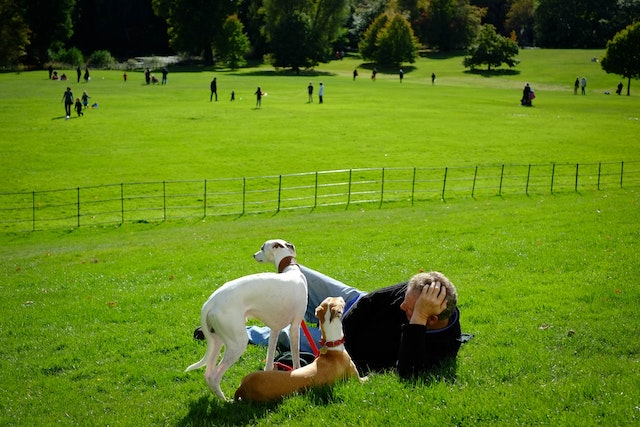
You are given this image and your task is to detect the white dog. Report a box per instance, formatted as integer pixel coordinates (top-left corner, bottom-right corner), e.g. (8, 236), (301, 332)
(185, 239), (308, 400)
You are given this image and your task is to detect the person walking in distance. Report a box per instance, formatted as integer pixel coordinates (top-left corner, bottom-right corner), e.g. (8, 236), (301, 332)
(210, 77), (218, 101)
(62, 86), (74, 118)
(255, 86), (263, 108)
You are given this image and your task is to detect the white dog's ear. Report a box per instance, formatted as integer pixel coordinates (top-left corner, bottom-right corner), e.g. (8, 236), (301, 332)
(285, 242), (296, 255)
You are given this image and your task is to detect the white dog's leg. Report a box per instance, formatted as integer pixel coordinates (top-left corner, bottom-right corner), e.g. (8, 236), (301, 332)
(289, 320), (302, 369)
(206, 337), (247, 400)
(264, 331), (279, 371)
(203, 337), (224, 399)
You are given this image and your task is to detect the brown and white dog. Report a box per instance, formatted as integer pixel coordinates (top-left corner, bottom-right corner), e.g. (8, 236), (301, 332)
(234, 296), (365, 402)
(185, 240), (308, 401)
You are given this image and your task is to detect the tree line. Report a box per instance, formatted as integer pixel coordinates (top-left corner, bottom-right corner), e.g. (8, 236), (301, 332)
(1, 0), (639, 69)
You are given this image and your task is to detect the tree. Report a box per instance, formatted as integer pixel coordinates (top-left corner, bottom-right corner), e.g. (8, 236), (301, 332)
(463, 24), (519, 71)
(359, 12), (419, 66)
(469, 0), (510, 35)
(348, 0), (386, 49)
(601, 22), (640, 96)
(358, 13), (389, 61)
(376, 13), (419, 66)
(505, 0), (535, 46)
(263, 0), (350, 71)
(0, 0), (31, 66)
(24, 0), (76, 65)
(153, 0), (236, 64)
(423, 0), (485, 50)
(216, 14), (250, 69)
(535, 0), (620, 48)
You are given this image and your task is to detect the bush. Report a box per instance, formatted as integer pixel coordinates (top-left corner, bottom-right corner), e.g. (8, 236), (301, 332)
(88, 50), (115, 68)
(49, 47), (84, 67)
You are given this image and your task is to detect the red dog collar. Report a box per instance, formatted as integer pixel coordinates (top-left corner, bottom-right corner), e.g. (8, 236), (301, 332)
(319, 337), (345, 348)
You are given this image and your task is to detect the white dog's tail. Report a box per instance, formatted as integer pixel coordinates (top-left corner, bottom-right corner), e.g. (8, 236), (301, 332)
(185, 353), (208, 371)
(185, 310), (217, 372)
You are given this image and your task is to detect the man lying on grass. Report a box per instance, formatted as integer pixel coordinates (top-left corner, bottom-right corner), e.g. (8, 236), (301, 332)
(195, 268), (461, 379)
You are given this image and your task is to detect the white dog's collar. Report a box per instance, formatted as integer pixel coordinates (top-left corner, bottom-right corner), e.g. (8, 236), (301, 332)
(278, 256), (299, 273)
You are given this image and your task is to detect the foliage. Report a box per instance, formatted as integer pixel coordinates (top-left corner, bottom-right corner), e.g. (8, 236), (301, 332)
(374, 13), (420, 66)
(0, 0), (31, 67)
(266, 11), (318, 71)
(423, 0), (485, 50)
(263, 0), (350, 71)
(48, 46), (84, 66)
(469, 0), (510, 35)
(348, 0), (387, 48)
(23, 0), (76, 65)
(358, 13), (389, 62)
(463, 24), (519, 70)
(216, 15), (250, 69)
(157, 0), (235, 64)
(87, 50), (115, 68)
(505, 0), (535, 46)
(535, 0), (625, 48)
(601, 21), (640, 96)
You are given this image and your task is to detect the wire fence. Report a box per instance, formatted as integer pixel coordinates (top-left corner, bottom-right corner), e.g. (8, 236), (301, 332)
(1, 161), (638, 232)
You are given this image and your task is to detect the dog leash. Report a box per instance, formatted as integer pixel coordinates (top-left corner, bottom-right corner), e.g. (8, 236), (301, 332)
(301, 321), (320, 357)
(274, 321), (320, 372)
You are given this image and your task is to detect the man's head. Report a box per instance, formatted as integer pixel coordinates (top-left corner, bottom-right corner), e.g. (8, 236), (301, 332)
(402, 271), (457, 323)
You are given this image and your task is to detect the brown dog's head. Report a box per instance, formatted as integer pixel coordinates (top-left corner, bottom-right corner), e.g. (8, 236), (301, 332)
(315, 297), (345, 325)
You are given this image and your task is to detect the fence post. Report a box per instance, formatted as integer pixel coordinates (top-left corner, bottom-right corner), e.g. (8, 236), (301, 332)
(472, 165), (478, 198)
(163, 181), (167, 221)
(442, 167), (448, 200)
(499, 165), (505, 196)
(314, 172), (318, 209)
(203, 179), (207, 218)
(380, 168), (385, 207)
(77, 187), (81, 228)
(550, 163), (555, 194)
(347, 169), (352, 206)
(526, 164), (531, 196)
(277, 175), (282, 212)
(575, 163), (579, 192)
(597, 162), (602, 190)
(120, 183), (124, 224)
(242, 177), (246, 215)
(32, 191), (36, 231)
(411, 167), (416, 206)
(620, 161), (624, 188)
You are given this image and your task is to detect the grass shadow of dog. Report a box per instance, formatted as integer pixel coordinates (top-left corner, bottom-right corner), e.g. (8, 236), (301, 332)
(176, 395), (272, 427)
(177, 385), (342, 426)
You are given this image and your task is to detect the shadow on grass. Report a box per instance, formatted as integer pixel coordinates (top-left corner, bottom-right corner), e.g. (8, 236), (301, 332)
(419, 50), (467, 60)
(357, 62), (417, 75)
(178, 386), (339, 426)
(464, 68), (521, 77)
(400, 359), (459, 387)
(234, 69), (337, 78)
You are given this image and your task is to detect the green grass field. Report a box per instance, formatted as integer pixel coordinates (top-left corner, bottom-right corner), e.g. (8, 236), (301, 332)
(1, 49), (638, 193)
(1, 50), (639, 426)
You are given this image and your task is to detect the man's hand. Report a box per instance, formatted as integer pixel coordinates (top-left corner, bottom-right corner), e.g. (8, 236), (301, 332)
(409, 281), (447, 325)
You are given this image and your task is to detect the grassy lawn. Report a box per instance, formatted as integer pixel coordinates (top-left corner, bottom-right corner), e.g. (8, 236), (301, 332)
(1, 49), (638, 193)
(1, 50), (639, 426)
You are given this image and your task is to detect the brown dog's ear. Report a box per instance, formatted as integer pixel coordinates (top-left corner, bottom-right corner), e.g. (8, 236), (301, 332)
(272, 242), (285, 249)
(330, 303), (345, 322)
(315, 302), (327, 321)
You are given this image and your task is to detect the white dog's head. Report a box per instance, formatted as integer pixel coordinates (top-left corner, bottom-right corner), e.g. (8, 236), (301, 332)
(253, 239), (297, 264)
